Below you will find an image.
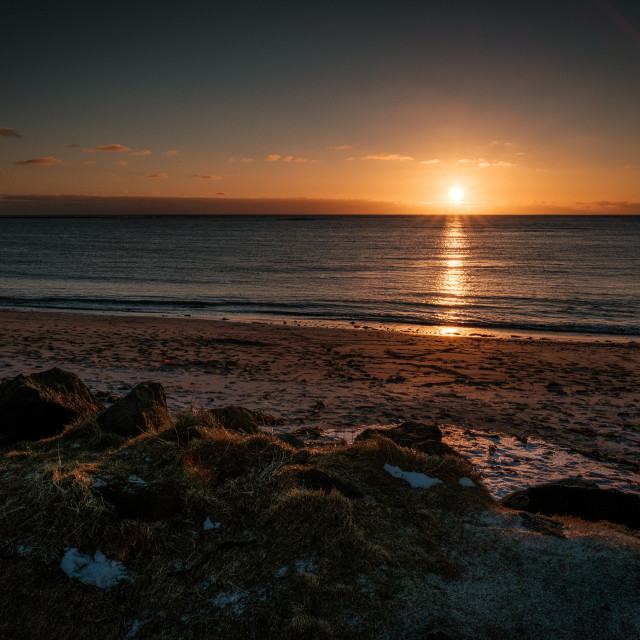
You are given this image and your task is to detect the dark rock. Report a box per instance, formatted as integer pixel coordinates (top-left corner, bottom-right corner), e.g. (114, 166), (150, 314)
(97, 382), (171, 437)
(355, 421), (454, 456)
(95, 480), (183, 521)
(209, 406), (259, 434)
(500, 480), (640, 529)
(0, 368), (102, 445)
(300, 468), (364, 499)
(291, 425), (324, 438)
(274, 433), (306, 449)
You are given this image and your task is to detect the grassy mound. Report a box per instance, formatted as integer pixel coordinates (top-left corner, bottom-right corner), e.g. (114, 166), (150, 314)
(0, 410), (495, 639)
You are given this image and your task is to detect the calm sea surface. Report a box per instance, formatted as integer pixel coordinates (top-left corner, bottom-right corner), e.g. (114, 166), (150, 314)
(1, 215), (639, 337)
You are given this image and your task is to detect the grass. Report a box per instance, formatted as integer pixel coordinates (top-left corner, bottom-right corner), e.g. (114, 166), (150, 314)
(0, 410), (508, 639)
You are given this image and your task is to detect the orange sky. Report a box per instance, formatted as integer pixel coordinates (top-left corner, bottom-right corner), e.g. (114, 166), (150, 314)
(1, 2), (639, 214)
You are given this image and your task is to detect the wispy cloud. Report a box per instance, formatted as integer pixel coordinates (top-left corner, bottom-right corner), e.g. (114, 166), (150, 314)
(130, 150), (152, 156)
(363, 153), (413, 161)
(264, 153), (308, 163)
(89, 144), (131, 152)
(143, 173), (168, 178)
(216, 192), (227, 196)
(0, 127), (21, 138)
(420, 158), (440, 164)
(117, 160), (128, 166)
(163, 150), (180, 156)
(329, 144), (353, 150)
(13, 156), (62, 166)
(490, 139), (515, 148)
(192, 174), (222, 180)
(459, 158), (513, 168)
(228, 156), (254, 163)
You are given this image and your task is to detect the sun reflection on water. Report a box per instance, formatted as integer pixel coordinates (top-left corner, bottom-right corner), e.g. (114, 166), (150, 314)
(435, 217), (468, 324)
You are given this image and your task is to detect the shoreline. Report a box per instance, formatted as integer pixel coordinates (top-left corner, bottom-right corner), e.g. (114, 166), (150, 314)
(2, 305), (639, 344)
(1, 309), (639, 495)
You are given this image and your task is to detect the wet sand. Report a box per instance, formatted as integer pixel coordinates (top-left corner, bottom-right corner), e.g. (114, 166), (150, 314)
(1, 310), (639, 492)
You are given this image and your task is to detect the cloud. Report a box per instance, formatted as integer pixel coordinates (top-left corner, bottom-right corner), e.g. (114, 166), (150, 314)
(282, 156), (308, 163)
(459, 158), (513, 168)
(130, 150), (151, 156)
(13, 156), (62, 166)
(329, 145), (353, 150)
(143, 173), (168, 178)
(0, 127), (21, 138)
(192, 174), (222, 180)
(228, 157), (254, 163)
(64, 143), (81, 148)
(363, 153), (413, 161)
(117, 160), (128, 166)
(89, 144), (131, 152)
(265, 154), (281, 162)
(216, 192), (227, 196)
(163, 149), (180, 156)
(420, 158), (440, 164)
(490, 140), (515, 147)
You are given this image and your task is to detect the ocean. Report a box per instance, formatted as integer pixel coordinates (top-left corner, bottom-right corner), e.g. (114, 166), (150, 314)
(1, 214), (639, 337)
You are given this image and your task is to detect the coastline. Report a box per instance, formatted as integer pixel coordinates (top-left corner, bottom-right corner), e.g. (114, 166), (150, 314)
(2, 308), (639, 495)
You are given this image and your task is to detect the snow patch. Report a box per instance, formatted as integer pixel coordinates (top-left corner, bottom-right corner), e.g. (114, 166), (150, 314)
(384, 463), (443, 489)
(128, 475), (146, 485)
(203, 517), (221, 531)
(458, 477), (476, 487)
(60, 548), (129, 588)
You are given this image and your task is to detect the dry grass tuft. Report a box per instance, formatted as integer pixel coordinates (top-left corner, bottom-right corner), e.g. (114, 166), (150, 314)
(0, 414), (498, 639)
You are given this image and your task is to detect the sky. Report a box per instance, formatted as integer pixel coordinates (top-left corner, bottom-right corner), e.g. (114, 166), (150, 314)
(1, 0), (639, 214)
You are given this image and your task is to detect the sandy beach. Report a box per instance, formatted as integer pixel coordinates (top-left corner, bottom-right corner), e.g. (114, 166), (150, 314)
(1, 309), (639, 494)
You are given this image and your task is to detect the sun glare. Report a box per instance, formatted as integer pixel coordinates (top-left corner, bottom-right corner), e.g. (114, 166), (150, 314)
(449, 187), (464, 203)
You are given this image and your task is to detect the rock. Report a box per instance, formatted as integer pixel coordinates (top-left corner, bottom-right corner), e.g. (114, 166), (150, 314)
(291, 425), (324, 438)
(274, 433), (306, 449)
(355, 421), (456, 457)
(94, 481), (183, 521)
(300, 468), (364, 499)
(0, 368), (102, 445)
(209, 406), (259, 434)
(97, 382), (171, 437)
(500, 481), (640, 529)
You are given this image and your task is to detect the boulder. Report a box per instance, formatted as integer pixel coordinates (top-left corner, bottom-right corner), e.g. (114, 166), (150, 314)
(274, 432), (306, 449)
(209, 405), (259, 434)
(300, 468), (364, 499)
(97, 382), (171, 437)
(499, 480), (640, 529)
(354, 421), (456, 457)
(94, 480), (183, 521)
(0, 368), (102, 445)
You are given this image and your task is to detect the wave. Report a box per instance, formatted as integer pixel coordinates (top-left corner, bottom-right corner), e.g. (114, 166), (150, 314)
(1, 294), (638, 336)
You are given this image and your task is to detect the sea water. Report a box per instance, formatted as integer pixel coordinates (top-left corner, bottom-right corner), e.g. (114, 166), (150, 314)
(1, 214), (639, 337)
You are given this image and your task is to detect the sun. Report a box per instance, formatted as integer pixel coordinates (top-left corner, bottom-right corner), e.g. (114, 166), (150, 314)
(449, 187), (464, 203)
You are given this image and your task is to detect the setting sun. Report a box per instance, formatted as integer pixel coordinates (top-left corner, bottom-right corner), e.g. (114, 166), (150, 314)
(449, 187), (464, 202)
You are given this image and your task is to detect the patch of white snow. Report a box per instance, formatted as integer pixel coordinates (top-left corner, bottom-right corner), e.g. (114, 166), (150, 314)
(384, 463), (443, 489)
(60, 548), (129, 588)
(458, 477), (476, 487)
(203, 517), (221, 531)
